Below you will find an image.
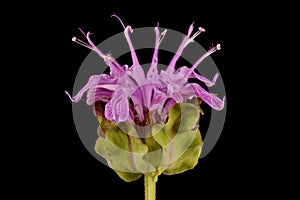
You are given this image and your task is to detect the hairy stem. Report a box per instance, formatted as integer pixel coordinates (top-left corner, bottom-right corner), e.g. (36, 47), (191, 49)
(145, 175), (156, 200)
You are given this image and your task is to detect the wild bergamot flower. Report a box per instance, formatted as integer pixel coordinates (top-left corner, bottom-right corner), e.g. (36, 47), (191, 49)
(66, 14), (225, 200)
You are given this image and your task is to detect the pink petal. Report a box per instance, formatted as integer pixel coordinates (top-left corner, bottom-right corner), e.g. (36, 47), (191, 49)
(167, 23), (194, 72)
(65, 75), (101, 103)
(105, 101), (113, 121)
(184, 83), (225, 110)
(176, 66), (219, 87)
(111, 89), (129, 122)
(86, 88), (112, 105)
(123, 26), (146, 86)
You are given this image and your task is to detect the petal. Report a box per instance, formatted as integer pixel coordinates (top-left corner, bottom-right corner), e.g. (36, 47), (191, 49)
(191, 72), (219, 87)
(148, 25), (167, 81)
(170, 92), (183, 102)
(153, 80), (168, 94)
(131, 84), (153, 108)
(154, 98), (176, 122)
(93, 84), (119, 90)
(134, 104), (144, 123)
(65, 74), (118, 104)
(123, 25), (146, 86)
(163, 98), (176, 113)
(141, 84), (153, 108)
(98, 74), (118, 84)
(103, 54), (124, 77)
(130, 84), (154, 122)
(184, 83), (225, 110)
(130, 88), (143, 106)
(167, 23), (194, 72)
(111, 89), (129, 122)
(65, 75), (101, 103)
(150, 91), (167, 107)
(105, 101), (113, 121)
(147, 26), (160, 81)
(127, 65), (146, 87)
(87, 87), (112, 105)
(86, 31), (124, 76)
(124, 26), (140, 66)
(116, 72), (137, 90)
(176, 66), (219, 87)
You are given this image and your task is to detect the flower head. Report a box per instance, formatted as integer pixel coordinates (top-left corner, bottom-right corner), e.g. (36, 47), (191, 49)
(66, 14), (225, 124)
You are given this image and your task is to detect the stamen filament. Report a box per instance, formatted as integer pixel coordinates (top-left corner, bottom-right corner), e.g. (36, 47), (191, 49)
(78, 28), (86, 37)
(184, 27), (205, 48)
(72, 37), (93, 50)
(111, 13), (126, 30)
(184, 44), (221, 79)
(159, 29), (167, 45)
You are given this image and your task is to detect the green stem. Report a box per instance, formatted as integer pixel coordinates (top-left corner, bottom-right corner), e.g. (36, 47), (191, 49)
(145, 175), (156, 200)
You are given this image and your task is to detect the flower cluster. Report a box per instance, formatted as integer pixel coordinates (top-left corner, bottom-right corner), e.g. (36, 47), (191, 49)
(66, 14), (225, 125)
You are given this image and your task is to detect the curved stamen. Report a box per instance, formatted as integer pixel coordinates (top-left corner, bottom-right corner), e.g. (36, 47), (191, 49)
(111, 13), (126, 30)
(78, 28), (87, 37)
(86, 32), (105, 58)
(184, 44), (221, 79)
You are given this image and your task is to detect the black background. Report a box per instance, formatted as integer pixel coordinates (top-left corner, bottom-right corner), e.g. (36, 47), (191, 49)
(8, 1), (288, 199)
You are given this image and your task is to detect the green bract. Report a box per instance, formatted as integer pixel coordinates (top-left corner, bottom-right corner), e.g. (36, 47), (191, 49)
(95, 103), (202, 182)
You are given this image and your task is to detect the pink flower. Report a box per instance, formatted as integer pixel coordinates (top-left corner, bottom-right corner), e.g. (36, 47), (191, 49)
(66, 14), (225, 124)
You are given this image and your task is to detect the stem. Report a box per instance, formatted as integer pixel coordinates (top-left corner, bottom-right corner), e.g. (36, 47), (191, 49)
(145, 175), (156, 200)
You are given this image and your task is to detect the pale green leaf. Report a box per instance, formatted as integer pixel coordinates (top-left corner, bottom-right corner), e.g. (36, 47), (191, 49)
(163, 129), (202, 175)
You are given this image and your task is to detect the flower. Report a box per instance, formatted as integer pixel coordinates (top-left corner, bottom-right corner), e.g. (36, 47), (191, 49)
(65, 14), (225, 124)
